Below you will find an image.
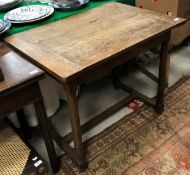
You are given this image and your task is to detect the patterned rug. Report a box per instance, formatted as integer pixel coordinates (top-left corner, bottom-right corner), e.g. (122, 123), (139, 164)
(61, 77), (190, 175)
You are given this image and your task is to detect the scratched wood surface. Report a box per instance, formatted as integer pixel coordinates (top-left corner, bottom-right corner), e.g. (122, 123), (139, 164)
(5, 2), (185, 82)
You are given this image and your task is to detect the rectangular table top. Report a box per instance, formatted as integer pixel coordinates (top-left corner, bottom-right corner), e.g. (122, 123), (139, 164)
(5, 2), (185, 83)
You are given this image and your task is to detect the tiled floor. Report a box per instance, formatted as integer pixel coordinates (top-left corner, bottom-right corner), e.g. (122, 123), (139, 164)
(30, 44), (190, 174)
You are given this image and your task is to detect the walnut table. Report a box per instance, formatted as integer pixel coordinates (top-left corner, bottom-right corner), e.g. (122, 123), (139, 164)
(4, 2), (186, 170)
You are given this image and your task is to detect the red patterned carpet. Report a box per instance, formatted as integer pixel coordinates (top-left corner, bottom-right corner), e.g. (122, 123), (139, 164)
(61, 77), (190, 175)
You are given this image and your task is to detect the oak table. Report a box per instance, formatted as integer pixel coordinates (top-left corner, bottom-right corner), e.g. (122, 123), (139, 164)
(0, 45), (59, 173)
(4, 2), (186, 170)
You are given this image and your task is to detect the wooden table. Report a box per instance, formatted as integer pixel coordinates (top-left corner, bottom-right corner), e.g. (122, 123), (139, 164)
(0, 45), (59, 173)
(4, 2), (186, 170)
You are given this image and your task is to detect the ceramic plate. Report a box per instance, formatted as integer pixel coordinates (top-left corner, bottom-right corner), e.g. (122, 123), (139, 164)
(49, 0), (89, 11)
(0, 20), (11, 35)
(0, 20), (4, 30)
(0, 19), (9, 32)
(4, 5), (54, 22)
(4, 6), (54, 24)
(0, 21), (6, 32)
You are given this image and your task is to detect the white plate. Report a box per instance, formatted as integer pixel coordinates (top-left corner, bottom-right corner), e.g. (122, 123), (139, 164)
(5, 6), (54, 24)
(0, 20), (4, 30)
(0, 21), (6, 32)
(4, 5), (54, 22)
(0, 20), (11, 35)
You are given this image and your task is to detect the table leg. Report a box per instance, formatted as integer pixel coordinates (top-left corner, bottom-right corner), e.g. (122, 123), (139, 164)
(65, 84), (87, 170)
(155, 31), (171, 114)
(0, 67), (4, 82)
(165, 53), (170, 89)
(16, 109), (32, 140)
(34, 95), (60, 173)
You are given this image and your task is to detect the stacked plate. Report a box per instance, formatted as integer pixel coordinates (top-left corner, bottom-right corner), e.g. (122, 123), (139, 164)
(0, 20), (11, 35)
(0, 0), (23, 12)
(49, 0), (89, 11)
(4, 5), (54, 24)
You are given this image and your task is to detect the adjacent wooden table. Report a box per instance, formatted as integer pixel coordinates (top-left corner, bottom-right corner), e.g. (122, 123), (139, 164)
(4, 2), (186, 170)
(0, 45), (59, 173)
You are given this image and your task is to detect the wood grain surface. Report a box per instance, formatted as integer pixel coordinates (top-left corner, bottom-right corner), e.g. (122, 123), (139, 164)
(5, 2), (185, 83)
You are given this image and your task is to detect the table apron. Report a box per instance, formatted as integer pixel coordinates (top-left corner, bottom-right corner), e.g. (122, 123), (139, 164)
(0, 82), (41, 117)
(68, 31), (169, 86)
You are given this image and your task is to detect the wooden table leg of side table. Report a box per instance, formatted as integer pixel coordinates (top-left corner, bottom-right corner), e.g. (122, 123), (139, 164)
(65, 84), (87, 170)
(33, 93), (60, 173)
(165, 53), (170, 89)
(155, 31), (171, 114)
(0, 67), (4, 82)
(16, 109), (32, 140)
